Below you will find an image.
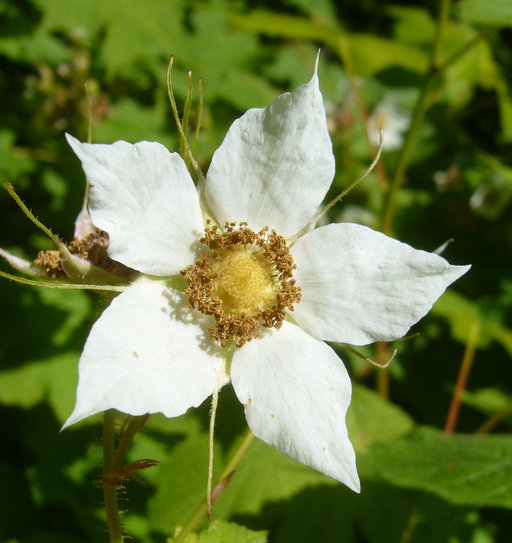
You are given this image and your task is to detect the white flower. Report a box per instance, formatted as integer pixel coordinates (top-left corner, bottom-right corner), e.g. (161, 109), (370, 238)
(62, 70), (469, 493)
(367, 98), (411, 151)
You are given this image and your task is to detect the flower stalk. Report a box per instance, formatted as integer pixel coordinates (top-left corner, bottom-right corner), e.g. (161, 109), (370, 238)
(103, 410), (124, 543)
(0, 269), (126, 291)
(102, 411), (152, 542)
(207, 388), (220, 518)
(4, 182), (64, 249)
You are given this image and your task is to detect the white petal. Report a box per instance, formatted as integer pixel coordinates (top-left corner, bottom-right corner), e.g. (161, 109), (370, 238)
(231, 321), (359, 491)
(205, 72), (334, 239)
(66, 134), (204, 276)
(291, 223), (471, 345)
(62, 278), (226, 429)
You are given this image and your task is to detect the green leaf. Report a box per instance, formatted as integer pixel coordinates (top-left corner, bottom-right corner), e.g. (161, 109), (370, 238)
(228, 9), (341, 48)
(349, 34), (428, 77)
(176, 7), (277, 110)
(171, 520), (267, 543)
(148, 432), (224, 534)
(359, 484), (495, 543)
(496, 77), (512, 141)
(285, 0), (336, 20)
(265, 44), (346, 102)
(0, 129), (37, 180)
(0, 29), (69, 64)
(347, 384), (414, 453)
(0, 352), (78, 423)
(32, 0), (111, 36)
(460, 388), (512, 425)
(389, 6), (435, 45)
(359, 426), (512, 508)
(390, 6), (500, 108)
(230, 10), (428, 78)
(36, 288), (93, 347)
(202, 68), (278, 111)
(432, 290), (512, 356)
(99, 0), (186, 78)
(457, 0), (512, 27)
(440, 27), (498, 108)
(214, 438), (328, 519)
(93, 98), (172, 146)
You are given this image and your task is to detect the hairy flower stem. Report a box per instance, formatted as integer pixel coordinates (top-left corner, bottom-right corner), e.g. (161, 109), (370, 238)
(444, 321), (480, 433)
(102, 411), (150, 542)
(0, 270), (126, 291)
(4, 182), (63, 249)
(175, 429), (255, 543)
(103, 410), (124, 543)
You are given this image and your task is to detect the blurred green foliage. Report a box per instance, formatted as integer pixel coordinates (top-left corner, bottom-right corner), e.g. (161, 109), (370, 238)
(1, 0), (511, 541)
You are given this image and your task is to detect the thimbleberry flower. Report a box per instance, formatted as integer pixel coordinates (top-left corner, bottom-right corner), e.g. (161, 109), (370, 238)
(63, 67), (469, 493)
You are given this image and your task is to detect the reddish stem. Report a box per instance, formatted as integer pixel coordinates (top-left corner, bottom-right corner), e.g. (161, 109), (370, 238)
(444, 322), (480, 434)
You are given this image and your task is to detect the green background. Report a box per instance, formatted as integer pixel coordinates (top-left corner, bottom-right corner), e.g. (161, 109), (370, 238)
(1, 0), (511, 541)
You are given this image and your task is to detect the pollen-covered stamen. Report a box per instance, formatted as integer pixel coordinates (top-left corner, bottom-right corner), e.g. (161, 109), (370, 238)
(181, 221), (301, 347)
(33, 229), (134, 279)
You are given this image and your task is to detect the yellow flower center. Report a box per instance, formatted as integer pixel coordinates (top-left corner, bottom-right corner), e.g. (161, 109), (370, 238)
(212, 246), (278, 316)
(181, 221), (301, 347)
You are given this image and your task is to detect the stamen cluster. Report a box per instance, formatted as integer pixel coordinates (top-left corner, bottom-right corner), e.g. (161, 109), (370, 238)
(182, 221), (301, 347)
(34, 230), (133, 279)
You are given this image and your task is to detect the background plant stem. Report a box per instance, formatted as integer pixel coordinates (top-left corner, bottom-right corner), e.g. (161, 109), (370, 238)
(380, 0), (452, 236)
(445, 322), (480, 433)
(175, 429), (255, 543)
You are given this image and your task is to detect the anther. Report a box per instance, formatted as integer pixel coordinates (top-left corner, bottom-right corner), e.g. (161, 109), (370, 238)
(182, 222), (301, 347)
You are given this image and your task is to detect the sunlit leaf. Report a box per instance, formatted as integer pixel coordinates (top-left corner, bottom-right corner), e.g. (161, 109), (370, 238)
(461, 388), (512, 426)
(35, 288), (92, 346)
(148, 432), (224, 534)
(0, 352), (78, 423)
(0, 29), (69, 64)
(441, 28), (498, 107)
(359, 426), (512, 508)
(228, 9), (341, 47)
(32, 0), (111, 38)
(286, 0), (336, 20)
(214, 438), (328, 518)
(350, 34), (428, 77)
(171, 520), (267, 543)
(93, 98), (172, 146)
(389, 6), (435, 45)
(347, 385), (414, 453)
(457, 0), (512, 27)
(432, 290), (512, 356)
